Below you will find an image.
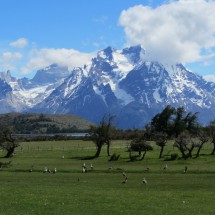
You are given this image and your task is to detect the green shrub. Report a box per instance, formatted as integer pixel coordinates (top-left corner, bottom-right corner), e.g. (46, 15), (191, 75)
(170, 153), (178, 160)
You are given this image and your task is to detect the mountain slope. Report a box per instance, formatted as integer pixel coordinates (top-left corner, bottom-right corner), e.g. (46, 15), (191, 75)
(0, 64), (71, 113)
(32, 46), (215, 128)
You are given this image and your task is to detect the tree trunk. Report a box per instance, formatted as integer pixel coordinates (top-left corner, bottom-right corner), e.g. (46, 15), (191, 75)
(107, 142), (111, 157)
(140, 151), (147, 160)
(159, 146), (164, 159)
(196, 143), (204, 158)
(187, 145), (195, 158)
(5, 147), (15, 158)
(211, 143), (215, 155)
(94, 145), (102, 158)
(178, 146), (187, 160)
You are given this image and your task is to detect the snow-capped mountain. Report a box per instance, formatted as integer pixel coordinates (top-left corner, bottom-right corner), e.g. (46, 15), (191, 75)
(0, 64), (71, 112)
(30, 46), (215, 129)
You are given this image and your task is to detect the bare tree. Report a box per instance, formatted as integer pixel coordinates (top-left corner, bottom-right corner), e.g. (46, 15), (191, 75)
(174, 133), (195, 159)
(89, 115), (115, 158)
(155, 132), (167, 159)
(195, 132), (209, 158)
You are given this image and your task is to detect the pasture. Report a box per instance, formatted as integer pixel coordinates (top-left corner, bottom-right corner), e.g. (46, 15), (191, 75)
(0, 140), (214, 215)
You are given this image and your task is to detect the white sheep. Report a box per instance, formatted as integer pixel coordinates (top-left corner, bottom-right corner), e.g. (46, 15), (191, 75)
(143, 178), (147, 184)
(43, 167), (48, 173)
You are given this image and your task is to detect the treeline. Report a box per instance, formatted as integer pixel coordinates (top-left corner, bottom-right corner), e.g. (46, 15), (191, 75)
(0, 106), (215, 159)
(89, 106), (215, 160)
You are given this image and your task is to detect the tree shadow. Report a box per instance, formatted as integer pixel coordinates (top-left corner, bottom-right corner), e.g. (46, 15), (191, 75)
(70, 155), (96, 160)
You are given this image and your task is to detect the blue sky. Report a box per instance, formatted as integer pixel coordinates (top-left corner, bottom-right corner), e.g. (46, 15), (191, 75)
(0, 0), (215, 80)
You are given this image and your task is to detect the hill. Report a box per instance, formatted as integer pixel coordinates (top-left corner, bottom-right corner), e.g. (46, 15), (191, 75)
(0, 113), (93, 134)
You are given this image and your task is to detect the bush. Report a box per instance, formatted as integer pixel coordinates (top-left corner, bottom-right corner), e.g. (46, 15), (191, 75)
(170, 153), (178, 160)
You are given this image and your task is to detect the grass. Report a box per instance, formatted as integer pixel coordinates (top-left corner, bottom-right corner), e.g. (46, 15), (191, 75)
(0, 140), (214, 215)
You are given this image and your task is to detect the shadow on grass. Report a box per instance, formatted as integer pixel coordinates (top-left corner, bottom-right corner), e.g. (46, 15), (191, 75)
(70, 155), (96, 160)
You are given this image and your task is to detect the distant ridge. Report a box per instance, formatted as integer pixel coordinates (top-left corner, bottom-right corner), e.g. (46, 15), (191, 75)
(0, 113), (93, 134)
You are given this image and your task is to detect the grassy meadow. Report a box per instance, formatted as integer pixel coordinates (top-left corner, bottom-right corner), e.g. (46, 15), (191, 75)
(0, 140), (214, 215)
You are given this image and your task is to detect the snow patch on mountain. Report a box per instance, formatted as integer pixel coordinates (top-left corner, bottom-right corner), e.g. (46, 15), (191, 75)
(112, 50), (134, 78)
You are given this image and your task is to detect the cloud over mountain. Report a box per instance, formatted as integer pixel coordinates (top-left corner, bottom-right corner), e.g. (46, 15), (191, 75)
(21, 48), (95, 74)
(0, 51), (22, 71)
(119, 0), (215, 64)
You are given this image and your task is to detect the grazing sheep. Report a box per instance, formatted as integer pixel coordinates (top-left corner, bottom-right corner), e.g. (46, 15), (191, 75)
(163, 164), (168, 170)
(122, 178), (127, 184)
(53, 168), (57, 173)
(143, 178), (147, 184)
(43, 167), (48, 173)
(122, 172), (128, 183)
(122, 172), (127, 178)
(82, 163), (87, 172)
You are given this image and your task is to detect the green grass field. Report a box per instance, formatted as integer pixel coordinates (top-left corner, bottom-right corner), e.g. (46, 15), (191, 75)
(0, 140), (214, 215)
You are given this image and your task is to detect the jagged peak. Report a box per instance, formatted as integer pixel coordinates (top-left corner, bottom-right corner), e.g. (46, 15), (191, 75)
(97, 46), (116, 61)
(122, 45), (142, 55)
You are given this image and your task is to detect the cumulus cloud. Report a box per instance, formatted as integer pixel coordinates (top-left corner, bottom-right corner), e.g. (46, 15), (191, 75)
(0, 52), (22, 71)
(9, 38), (28, 48)
(119, 0), (215, 64)
(21, 48), (95, 74)
(204, 74), (215, 83)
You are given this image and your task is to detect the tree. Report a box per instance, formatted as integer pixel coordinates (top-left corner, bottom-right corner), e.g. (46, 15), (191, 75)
(184, 111), (199, 134)
(174, 133), (195, 159)
(195, 132), (209, 158)
(172, 107), (186, 137)
(209, 120), (215, 155)
(128, 137), (153, 161)
(150, 105), (200, 138)
(155, 132), (167, 159)
(89, 115), (115, 158)
(151, 105), (175, 136)
(0, 129), (19, 158)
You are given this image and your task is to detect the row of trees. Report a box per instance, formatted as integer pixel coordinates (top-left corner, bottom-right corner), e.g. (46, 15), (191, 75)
(88, 105), (215, 160)
(0, 105), (215, 159)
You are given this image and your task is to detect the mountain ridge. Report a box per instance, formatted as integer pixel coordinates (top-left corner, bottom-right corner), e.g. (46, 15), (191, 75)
(0, 45), (215, 128)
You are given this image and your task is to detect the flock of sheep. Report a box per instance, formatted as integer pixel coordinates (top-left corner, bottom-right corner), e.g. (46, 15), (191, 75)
(29, 157), (188, 184)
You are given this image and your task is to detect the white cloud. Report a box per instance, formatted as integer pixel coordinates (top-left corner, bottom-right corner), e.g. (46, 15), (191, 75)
(9, 38), (28, 48)
(21, 48), (95, 74)
(119, 0), (215, 64)
(0, 52), (22, 71)
(204, 74), (215, 83)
